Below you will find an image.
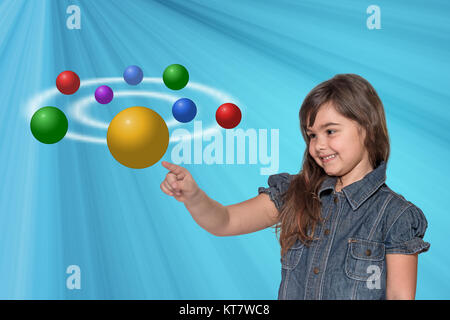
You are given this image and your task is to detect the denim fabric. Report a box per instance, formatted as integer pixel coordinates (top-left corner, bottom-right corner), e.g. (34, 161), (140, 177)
(258, 161), (430, 300)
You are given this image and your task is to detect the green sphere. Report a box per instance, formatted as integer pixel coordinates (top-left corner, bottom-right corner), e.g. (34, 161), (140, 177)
(162, 64), (189, 90)
(30, 106), (68, 144)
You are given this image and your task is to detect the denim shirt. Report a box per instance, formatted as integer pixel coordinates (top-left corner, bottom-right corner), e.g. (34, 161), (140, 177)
(258, 161), (430, 300)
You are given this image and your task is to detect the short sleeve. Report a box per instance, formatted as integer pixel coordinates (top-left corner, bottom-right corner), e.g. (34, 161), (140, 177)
(258, 173), (292, 211)
(385, 205), (430, 255)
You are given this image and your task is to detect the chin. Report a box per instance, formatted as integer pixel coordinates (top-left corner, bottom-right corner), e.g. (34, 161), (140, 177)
(323, 163), (341, 175)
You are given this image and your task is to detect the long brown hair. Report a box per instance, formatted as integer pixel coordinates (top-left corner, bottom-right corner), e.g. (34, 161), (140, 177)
(273, 74), (390, 258)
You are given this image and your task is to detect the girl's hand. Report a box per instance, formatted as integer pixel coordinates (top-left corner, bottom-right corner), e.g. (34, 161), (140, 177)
(160, 161), (201, 203)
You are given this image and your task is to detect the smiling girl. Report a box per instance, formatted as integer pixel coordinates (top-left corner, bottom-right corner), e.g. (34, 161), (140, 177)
(161, 74), (430, 300)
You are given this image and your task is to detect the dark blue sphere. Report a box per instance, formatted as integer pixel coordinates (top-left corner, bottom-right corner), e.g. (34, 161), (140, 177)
(172, 98), (197, 123)
(123, 65), (143, 85)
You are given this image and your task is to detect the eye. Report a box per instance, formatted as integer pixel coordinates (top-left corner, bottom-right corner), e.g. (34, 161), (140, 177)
(308, 130), (335, 139)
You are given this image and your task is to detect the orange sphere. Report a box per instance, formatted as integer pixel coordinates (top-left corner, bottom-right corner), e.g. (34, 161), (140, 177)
(107, 106), (169, 169)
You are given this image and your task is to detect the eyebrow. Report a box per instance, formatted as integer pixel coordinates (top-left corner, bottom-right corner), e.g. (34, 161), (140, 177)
(306, 122), (341, 133)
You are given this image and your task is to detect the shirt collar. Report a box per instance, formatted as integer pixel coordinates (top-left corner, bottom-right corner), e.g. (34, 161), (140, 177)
(318, 160), (387, 211)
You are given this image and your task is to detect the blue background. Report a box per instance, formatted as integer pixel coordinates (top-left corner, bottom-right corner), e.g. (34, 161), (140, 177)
(0, 0), (448, 299)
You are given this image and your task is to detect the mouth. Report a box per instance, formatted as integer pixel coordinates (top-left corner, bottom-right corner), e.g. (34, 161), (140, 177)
(320, 153), (337, 163)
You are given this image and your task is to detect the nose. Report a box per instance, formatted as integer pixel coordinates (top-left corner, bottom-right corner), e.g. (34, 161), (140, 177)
(315, 135), (327, 153)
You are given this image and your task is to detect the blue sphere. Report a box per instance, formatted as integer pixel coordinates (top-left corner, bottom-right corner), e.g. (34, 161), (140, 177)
(172, 98), (197, 123)
(123, 65), (143, 85)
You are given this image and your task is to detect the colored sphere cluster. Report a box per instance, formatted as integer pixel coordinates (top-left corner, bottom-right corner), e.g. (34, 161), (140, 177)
(95, 85), (114, 104)
(107, 106), (169, 169)
(172, 98), (197, 123)
(123, 65), (143, 85)
(33, 64), (243, 171)
(30, 106), (68, 144)
(216, 103), (242, 129)
(163, 64), (189, 90)
(56, 71), (80, 95)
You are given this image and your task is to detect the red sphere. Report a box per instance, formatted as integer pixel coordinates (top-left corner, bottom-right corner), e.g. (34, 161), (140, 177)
(56, 70), (80, 95)
(216, 103), (242, 129)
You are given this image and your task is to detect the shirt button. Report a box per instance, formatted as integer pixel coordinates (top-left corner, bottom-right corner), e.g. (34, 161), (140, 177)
(334, 196), (338, 204)
(313, 267), (320, 274)
(324, 229), (330, 235)
(365, 249), (372, 256)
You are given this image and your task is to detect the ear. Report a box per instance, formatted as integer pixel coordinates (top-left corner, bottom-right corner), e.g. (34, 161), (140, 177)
(357, 124), (367, 141)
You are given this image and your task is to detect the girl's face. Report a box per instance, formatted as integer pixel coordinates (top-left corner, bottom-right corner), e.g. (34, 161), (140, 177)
(306, 102), (373, 187)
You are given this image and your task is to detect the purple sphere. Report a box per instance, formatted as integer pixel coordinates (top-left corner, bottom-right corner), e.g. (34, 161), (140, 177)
(95, 85), (113, 104)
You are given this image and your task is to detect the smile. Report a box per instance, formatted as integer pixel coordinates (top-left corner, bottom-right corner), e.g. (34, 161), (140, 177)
(321, 153), (337, 163)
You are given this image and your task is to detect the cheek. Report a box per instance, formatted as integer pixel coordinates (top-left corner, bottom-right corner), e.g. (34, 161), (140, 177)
(308, 142), (315, 155)
(333, 133), (361, 156)
(328, 138), (348, 159)
(329, 139), (344, 152)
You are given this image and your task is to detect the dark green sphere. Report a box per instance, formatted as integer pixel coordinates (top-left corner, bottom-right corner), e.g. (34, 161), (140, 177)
(162, 64), (189, 90)
(30, 106), (68, 144)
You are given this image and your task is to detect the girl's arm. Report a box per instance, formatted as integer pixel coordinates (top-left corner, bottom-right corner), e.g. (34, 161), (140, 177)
(184, 191), (279, 237)
(385, 253), (418, 299)
(220, 193), (279, 236)
(161, 161), (279, 237)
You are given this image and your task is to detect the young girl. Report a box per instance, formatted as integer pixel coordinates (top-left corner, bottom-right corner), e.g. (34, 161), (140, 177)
(160, 74), (430, 300)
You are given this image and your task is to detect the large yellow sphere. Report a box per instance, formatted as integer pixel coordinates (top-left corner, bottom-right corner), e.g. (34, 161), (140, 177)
(107, 106), (169, 169)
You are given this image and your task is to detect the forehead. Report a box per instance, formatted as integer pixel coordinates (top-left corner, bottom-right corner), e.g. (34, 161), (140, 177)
(306, 103), (350, 131)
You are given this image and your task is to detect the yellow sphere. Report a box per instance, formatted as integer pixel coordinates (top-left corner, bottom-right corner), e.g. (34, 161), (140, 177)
(107, 106), (169, 169)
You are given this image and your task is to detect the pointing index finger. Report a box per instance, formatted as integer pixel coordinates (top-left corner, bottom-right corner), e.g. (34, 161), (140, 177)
(162, 161), (185, 177)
